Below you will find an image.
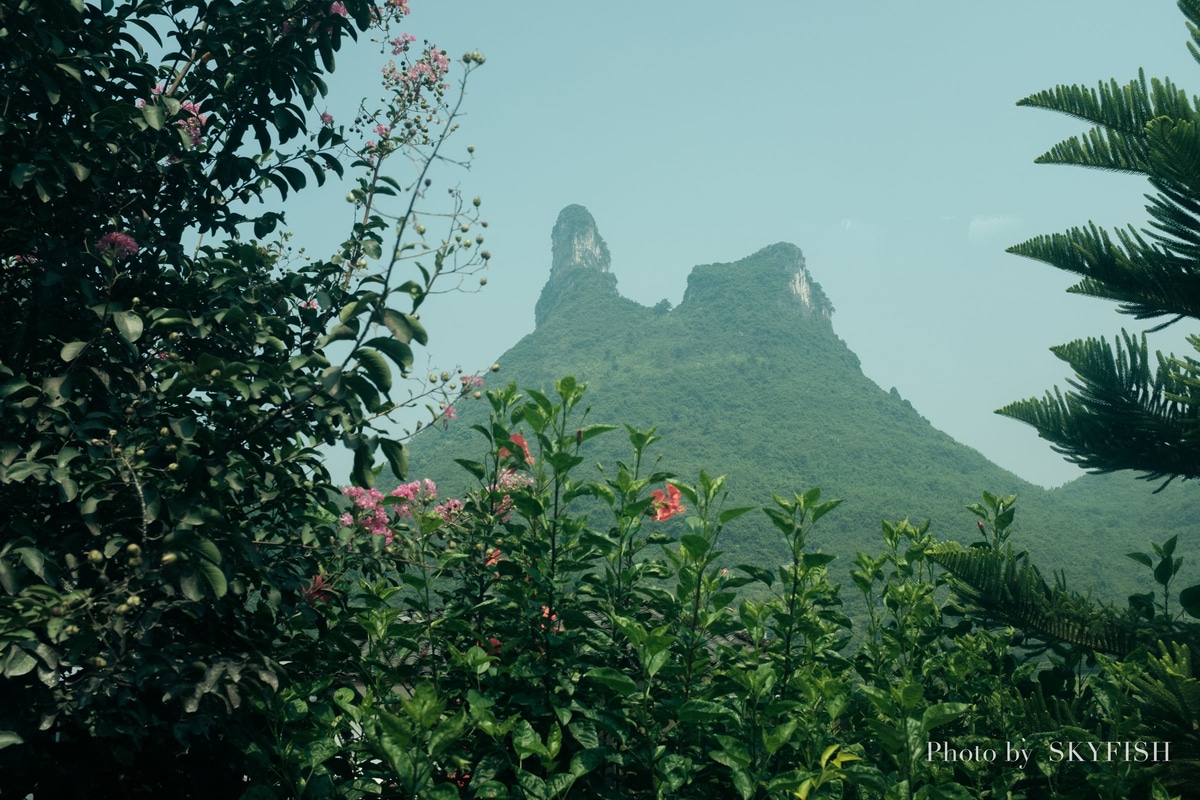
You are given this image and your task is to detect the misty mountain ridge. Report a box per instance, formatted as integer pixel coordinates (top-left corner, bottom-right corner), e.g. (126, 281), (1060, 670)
(400, 205), (1199, 602)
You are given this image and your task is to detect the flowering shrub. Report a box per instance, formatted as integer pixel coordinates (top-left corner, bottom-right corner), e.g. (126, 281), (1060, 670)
(0, 0), (490, 794)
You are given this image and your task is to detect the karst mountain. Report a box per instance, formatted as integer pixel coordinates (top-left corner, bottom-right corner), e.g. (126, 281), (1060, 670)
(397, 205), (1198, 600)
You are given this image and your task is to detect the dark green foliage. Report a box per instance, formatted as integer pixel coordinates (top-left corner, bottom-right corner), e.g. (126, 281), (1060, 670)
(929, 543), (1140, 655)
(999, 0), (1200, 485)
(1, 2), (485, 794)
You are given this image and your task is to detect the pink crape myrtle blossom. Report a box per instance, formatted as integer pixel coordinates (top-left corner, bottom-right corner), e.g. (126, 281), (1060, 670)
(95, 232), (139, 261)
(434, 498), (463, 524)
(320, 111), (334, 126)
(177, 101), (209, 147)
(341, 486), (393, 542)
(485, 470), (533, 521)
(391, 32), (416, 54)
(330, 1), (348, 17)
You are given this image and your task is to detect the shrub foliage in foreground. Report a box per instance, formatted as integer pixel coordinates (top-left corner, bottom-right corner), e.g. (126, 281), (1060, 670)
(4, 1), (1200, 797)
(131, 377), (1200, 798)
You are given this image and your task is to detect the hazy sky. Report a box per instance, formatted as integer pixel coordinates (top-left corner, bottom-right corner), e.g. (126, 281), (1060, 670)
(287, 1), (1200, 488)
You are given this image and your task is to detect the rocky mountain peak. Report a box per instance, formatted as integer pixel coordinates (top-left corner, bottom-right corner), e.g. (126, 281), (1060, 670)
(551, 204), (611, 275)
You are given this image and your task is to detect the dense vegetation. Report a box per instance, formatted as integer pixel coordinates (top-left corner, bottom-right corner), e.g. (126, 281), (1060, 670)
(4, 1), (1200, 799)
(405, 233), (1200, 608)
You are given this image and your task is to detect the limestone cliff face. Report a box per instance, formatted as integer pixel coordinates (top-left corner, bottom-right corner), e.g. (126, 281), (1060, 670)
(551, 204), (611, 275)
(534, 208), (833, 330)
(677, 242), (835, 323)
(535, 205), (618, 328)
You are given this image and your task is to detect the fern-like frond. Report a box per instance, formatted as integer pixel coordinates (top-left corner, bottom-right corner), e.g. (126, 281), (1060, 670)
(1008, 223), (1200, 321)
(997, 332), (1200, 480)
(928, 543), (1139, 655)
(1180, 0), (1200, 67)
(1016, 71), (1197, 174)
(1128, 641), (1200, 791)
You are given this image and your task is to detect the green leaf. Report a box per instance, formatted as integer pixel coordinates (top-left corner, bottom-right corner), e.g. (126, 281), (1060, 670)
(802, 552), (837, 569)
(382, 308), (428, 345)
(111, 310), (143, 342)
(0, 731), (23, 751)
(453, 459), (486, 481)
(380, 438), (408, 480)
(678, 699), (736, 723)
(920, 702), (970, 734)
(353, 347), (391, 392)
(3, 647), (37, 678)
(198, 561), (228, 599)
(60, 341), (88, 361)
(718, 506), (755, 524)
(1126, 552), (1154, 569)
(680, 534), (710, 561)
(512, 719), (549, 760)
(810, 498), (843, 524)
(585, 667), (637, 698)
(736, 563), (775, 587)
(142, 103), (165, 130)
(1179, 584), (1200, 618)
(363, 336), (414, 374)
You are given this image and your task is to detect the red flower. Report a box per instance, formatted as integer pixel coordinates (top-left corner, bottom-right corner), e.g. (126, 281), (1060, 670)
(302, 574), (332, 606)
(485, 548), (504, 567)
(650, 484), (686, 521)
(488, 637), (503, 655)
(499, 433), (533, 464)
(977, 520), (986, 533)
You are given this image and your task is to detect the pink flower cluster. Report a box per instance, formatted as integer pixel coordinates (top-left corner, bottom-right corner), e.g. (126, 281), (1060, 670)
(434, 497), (463, 524)
(95, 232), (140, 261)
(330, 1), (348, 17)
(390, 478), (438, 519)
(382, 46), (450, 93)
(340, 486), (391, 541)
(487, 470), (533, 520)
(391, 32), (416, 54)
(178, 100), (208, 147)
(338, 480), (439, 543)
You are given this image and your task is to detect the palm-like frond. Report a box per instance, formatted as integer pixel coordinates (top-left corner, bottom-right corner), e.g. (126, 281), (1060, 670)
(998, 332), (1200, 481)
(928, 543), (1139, 655)
(1007, 222), (1200, 321)
(1016, 70), (1197, 174)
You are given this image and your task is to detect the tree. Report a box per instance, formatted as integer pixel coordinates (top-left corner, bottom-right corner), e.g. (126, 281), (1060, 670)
(998, 0), (1200, 487)
(0, 1), (487, 794)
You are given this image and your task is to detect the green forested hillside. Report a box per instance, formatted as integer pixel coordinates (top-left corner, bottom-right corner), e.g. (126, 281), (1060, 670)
(398, 206), (1199, 605)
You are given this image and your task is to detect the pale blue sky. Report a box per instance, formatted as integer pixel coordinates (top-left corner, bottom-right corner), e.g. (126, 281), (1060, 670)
(287, 1), (1200, 488)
